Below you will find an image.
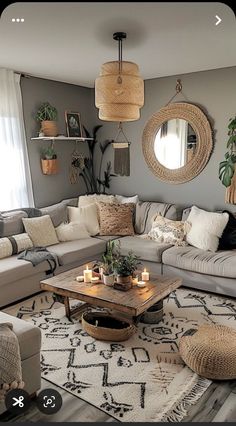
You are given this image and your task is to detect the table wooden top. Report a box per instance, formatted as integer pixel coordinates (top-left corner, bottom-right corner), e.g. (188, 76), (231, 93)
(40, 263), (182, 316)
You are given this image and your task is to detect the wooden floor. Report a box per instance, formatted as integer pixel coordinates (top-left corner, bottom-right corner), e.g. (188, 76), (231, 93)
(1, 378), (236, 422)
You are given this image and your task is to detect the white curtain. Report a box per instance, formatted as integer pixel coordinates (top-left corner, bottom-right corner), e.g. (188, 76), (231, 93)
(0, 69), (34, 210)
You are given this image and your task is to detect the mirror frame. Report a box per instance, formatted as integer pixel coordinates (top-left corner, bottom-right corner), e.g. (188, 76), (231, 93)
(142, 102), (213, 184)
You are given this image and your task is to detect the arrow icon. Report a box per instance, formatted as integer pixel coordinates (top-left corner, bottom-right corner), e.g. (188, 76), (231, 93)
(215, 15), (222, 26)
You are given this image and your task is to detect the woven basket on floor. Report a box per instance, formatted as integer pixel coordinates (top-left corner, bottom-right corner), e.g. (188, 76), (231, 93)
(179, 324), (236, 380)
(82, 312), (136, 342)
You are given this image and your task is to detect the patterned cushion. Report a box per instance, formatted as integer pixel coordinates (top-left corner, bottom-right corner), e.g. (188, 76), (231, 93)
(97, 202), (135, 236)
(0, 233), (33, 259)
(147, 214), (189, 246)
(22, 215), (59, 247)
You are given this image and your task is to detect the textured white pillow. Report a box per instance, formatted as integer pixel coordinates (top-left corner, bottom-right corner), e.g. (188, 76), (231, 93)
(186, 206), (229, 252)
(68, 205), (100, 236)
(115, 194), (139, 204)
(55, 221), (90, 241)
(0, 238), (12, 259)
(78, 194), (117, 207)
(22, 215), (59, 247)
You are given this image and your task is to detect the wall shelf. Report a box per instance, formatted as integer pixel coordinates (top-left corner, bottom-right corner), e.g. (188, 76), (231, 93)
(31, 136), (93, 142)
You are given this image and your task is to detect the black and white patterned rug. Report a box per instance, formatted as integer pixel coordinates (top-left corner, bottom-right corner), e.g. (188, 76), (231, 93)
(5, 288), (236, 422)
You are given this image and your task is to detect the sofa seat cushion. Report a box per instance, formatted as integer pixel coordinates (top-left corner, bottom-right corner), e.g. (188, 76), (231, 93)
(0, 312), (41, 360)
(47, 238), (106, 266)
(118, 236), (172, 263)
(0, 255), (51, 287)
(162, 246), (236, 278)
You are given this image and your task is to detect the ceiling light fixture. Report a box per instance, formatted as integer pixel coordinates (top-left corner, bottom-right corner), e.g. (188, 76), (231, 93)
(95, 32), (144, 122)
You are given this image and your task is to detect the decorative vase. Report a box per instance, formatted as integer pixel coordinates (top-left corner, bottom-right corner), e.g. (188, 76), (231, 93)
(103, 274), (114, 286)
(41, 120), (58, 137)
(114, 275), (132, 291)
(41, 159), (59, 175)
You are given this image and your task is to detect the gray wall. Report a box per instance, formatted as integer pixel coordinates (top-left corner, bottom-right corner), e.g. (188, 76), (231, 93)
(21, 76), (93, 207)
(92, 66), (236, 212)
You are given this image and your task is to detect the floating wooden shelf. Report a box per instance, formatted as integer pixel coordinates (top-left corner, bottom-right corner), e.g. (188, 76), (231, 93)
(31, 136), (93, 142)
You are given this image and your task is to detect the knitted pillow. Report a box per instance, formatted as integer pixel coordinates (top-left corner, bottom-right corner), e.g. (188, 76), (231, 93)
(22, 215), (59, 247)
(97, 202), (135, 236)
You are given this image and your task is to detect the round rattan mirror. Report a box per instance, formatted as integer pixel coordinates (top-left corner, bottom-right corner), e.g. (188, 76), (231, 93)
(142, 102), (213, 184)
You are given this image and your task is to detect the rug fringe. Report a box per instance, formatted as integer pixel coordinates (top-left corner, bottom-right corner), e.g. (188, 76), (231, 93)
(157, 377), (211, 422)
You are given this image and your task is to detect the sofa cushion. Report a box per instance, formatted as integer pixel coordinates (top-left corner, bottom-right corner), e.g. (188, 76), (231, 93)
(47, 238), (106, 266)
(0, 312), (41, 360)
(40, 202), (68, 227)
(135, 201), (178, 234)
(0, 210), (28, 237)
(0, 255), (50, 287)
(97, 202), (135, 236)
(162, 246), (236, 278)
(22, 215), (59, 247)
(118, 236), (172, 263)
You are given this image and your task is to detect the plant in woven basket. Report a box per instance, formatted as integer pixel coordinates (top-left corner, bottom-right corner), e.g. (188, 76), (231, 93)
(35, 102), (58, 137)
(219, 115), (236, 187)
(40, 145), (58, 175)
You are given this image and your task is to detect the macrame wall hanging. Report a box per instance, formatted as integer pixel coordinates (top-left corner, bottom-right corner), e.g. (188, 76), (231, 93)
(112, 122), (131, 176)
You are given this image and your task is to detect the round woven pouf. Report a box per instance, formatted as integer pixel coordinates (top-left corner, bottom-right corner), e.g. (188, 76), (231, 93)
(179, 324), (236, 380)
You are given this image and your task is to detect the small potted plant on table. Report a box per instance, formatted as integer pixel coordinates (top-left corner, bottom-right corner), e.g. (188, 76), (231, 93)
(114, 251), (141, 291)
(100, 241), (117, 286)
(41, 145), (58, 175)
(36, 102), (58, 137)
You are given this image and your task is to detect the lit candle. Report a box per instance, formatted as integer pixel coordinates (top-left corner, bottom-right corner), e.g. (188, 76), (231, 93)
(83, 265), (92, 283)
(91, 276), (99, 283)
(132, 275), (139, 284)
(141, 268), (149, 281)
(137, 280), (146, 288)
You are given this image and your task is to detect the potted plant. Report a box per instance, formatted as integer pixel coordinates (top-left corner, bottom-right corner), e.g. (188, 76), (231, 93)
(114, 251), (141, 291)
(41, 145), (58, 175)
(36, 102), (58, 137)
(99, 241), (117, 286)
(219, 115), (236, 203)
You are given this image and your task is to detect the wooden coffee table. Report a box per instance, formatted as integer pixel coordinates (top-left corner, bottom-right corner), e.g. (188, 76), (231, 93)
(40, 263), (182, 323)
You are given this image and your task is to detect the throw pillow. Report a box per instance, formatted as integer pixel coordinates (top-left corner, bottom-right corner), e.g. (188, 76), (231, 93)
(55, 221), (90, 242)
(22, 215), (59, 247)
(96, 202), (135, 236)
(78, 194), (117, 207)
(0, 210), (28, 237)
(67, 205), (100, 236)
(218, 210), (236, 250)
(0, 233), (33, 259)
(147, 214), (189, 246)
(40, 202), (68, 227)
(115, 194), (139, 204)
(186, 206), (229, 252)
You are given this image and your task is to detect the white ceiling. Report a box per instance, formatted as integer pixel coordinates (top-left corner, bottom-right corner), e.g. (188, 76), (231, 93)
(0, 2), (235, 87)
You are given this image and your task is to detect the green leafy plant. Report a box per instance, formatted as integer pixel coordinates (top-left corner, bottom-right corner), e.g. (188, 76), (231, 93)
(113, 241), (141, 276)
(219, 116), (236, 187)
(41, 145), (57, 160)
(72, 125), (116, 194)
(36, 102), (58, 121)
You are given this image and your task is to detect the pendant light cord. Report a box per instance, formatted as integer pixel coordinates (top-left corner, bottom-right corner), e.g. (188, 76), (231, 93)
(117, 36), (123, 84)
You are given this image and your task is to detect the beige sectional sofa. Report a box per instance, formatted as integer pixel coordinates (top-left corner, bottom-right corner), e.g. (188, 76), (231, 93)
(1, 197), (236, 309)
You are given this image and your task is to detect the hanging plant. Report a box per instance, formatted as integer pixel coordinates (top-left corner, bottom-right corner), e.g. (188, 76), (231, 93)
(219, 116), (236, 187)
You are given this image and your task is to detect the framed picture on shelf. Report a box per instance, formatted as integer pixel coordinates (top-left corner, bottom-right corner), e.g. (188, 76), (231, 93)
(65, 111), (83, 137)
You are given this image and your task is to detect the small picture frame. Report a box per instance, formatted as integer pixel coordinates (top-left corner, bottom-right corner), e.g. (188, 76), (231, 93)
(65, 111), (83, 137)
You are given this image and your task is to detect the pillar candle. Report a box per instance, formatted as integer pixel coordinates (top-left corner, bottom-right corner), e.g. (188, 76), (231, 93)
(141, 268), (149, 281)
(83, 265), (92, 283)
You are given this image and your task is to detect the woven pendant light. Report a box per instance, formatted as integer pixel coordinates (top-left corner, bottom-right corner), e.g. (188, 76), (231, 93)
(95, 32), (144, 122)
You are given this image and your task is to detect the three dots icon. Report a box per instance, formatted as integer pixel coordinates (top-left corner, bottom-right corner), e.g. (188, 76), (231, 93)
(11, 18), (25, 22)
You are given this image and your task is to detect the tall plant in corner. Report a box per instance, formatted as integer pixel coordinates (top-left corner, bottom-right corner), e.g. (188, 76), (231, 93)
(75, 125), (116, 194)
(219, 115), (236, 188)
